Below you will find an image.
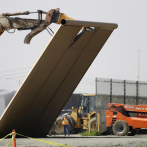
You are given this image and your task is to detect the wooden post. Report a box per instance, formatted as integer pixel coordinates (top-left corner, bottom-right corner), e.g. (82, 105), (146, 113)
(97, 113), (100, 133)
(12, 129), (16, 147)
(89, 114), (91, 134)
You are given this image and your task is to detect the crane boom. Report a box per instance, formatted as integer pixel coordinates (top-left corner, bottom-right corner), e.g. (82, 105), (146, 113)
(0, 8), (74, 44)
(108, 103), (147, 113)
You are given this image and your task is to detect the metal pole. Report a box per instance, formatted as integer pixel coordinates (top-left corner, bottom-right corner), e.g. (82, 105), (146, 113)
(138, 50), (140, 98)
(61, 19), (118, 29)
(138, 50), (140, 82)
(124, 80), (126, 104)
(95, 78), (98, 131)
(136, 80), (139, 105)
(95, 78), (98, 96)
(110, 79), (112, 103)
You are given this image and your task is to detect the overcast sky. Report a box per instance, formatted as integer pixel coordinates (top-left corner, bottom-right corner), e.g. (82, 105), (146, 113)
(0, 0), (147, 94)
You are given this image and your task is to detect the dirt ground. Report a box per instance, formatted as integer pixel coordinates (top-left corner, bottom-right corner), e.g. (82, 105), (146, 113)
(0, 134), (147, 147)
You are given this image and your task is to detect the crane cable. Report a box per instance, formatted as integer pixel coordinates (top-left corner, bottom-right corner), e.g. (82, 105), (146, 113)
(47, 27), (54, 34)
(46, 26), (54, 36)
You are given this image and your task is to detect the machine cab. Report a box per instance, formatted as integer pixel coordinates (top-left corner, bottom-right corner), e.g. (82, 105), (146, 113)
(81, 94), (96, 116)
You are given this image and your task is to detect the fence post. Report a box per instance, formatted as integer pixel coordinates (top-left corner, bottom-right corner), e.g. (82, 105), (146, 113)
(136, 80), (139, 105)
(124, 80), (126, 104)
(110, 79), (112, 103)
(95, 78), (98, 132)
(95, 77), (98, 96)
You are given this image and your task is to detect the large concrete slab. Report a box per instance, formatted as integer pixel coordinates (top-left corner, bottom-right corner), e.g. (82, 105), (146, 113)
(0, 20), (117, 137)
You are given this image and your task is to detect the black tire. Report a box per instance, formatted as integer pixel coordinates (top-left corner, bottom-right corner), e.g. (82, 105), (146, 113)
(90, 117), (96, 130)
(113, 120), (129, 136)
(55, 117), (64, 134)
(55, 116), (75, 134)
(128, 130), (137, 136)
(67, 115), (75, 133)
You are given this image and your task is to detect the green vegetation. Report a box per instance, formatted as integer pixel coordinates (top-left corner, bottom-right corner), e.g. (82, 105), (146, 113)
(80, 130), (100, 136)
(134, 145), (147, 147)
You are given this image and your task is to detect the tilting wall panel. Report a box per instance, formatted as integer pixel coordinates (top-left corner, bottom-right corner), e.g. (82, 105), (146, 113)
(0, 21), (117, 137)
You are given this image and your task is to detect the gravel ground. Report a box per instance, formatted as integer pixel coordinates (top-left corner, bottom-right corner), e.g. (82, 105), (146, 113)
(0, 134), (147, 147)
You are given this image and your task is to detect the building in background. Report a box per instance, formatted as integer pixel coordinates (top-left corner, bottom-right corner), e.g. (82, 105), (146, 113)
(0, 90), (16, 116)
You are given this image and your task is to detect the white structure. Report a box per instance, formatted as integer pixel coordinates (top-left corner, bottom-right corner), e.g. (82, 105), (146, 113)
(0, 90), (16, 117)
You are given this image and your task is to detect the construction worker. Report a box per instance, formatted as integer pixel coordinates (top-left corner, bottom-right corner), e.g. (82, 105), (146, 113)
(62, 115), (69, 136)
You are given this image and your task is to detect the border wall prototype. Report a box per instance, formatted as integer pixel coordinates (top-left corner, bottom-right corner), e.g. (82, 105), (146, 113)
(0, 20), (117, 137)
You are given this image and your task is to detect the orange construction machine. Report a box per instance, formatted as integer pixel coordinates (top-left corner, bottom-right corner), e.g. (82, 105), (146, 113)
(106, 103), (147, 136)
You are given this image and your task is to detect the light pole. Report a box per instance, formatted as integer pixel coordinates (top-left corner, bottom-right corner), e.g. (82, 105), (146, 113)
(6, 77), (21, 87)
(137, 50), (140, 99)
(138, 49), (140, 81)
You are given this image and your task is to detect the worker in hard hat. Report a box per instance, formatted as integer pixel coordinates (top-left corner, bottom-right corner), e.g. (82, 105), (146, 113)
(62, 115), (69, 136)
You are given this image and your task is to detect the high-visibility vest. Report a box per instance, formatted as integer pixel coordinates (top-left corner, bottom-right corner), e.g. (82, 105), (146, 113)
(62, 118), (69, 125)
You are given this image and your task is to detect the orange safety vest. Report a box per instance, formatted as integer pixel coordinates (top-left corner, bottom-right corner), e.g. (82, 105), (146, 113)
(62, 118), (69, 125)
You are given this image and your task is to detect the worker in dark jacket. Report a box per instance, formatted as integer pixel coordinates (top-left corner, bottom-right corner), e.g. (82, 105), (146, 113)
(62, 115), (69, 136)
